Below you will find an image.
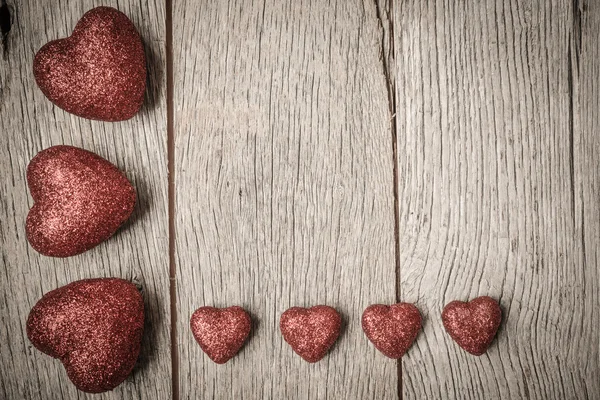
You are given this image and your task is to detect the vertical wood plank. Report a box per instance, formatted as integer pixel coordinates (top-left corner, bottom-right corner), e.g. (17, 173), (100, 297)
(394, 1), (599, 399)
(174, 0), (398, 398)
(574, 1), (600, 397)
(0, 1), (170, 398)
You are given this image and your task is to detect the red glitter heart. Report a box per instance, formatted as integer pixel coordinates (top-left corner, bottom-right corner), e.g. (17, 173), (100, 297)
(33, 7), (146, 121)
(361, 303), (422, 359)
(190, 306), (252, 364)
(26, 278), (144, 393)
(280, 306), (342, 363)
(26, 145), (136, 257)
(442, 296), (502, 356)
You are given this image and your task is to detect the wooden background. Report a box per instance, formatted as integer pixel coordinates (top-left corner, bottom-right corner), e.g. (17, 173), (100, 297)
(0, 0), (598, 399)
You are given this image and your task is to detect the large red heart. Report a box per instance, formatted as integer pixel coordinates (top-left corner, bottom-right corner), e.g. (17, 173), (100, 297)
(190, 306), (252, 364)
(26, 145), (136, 257)
(33, 6), (146, 121)
(361, 303), (422, 358)
(280, 305), (341, 363)
(26, 278), (144, 393)
(442, 296), (502, 356)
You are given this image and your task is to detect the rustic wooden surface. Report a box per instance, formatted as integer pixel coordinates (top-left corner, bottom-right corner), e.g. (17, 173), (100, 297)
(1, 0), (599, 399)
(0, 1), (170, 399)
(394, 1), (600, 399)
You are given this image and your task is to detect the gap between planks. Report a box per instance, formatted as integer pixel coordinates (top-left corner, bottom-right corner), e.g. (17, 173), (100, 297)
(166, 0), (179, 398)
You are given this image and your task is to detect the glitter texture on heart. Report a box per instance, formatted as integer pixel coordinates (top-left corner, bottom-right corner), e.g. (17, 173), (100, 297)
(33, 6), (146, 121)
(26, 145), (136, 257)
(26, 278), (144, 393)
(362, 303), (422, 359)
(190, 306), (252, 364)
(442, 296), (502, 356)
(280, 305), (342, 363)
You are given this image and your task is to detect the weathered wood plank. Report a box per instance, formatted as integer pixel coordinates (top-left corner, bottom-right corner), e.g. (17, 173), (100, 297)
(394, 1), (599, 399)
(574, 1), (600, 397)
(173, 0), (398, 398)
(0, 1), (170, 398)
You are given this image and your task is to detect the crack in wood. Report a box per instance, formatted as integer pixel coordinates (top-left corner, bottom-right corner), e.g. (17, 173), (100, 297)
(568, 40), (576, 225)
(373, 0), (398, 301)
(569, 0), (583, 227)
(572, 0), (588, 275)
(374, 1), (402, 399)
(573, 0), (583, 64)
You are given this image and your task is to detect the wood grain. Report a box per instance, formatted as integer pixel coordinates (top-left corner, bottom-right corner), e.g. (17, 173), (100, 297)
(173, 0), (398, 398)
(575, 2), (600, 398)
(0, 1), (170, 399)
(2, 0), (599, 398)
(394, 1), (599, 399)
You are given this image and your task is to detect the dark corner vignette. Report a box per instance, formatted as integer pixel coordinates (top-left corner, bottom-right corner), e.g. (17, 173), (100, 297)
(0, 0), (11, 57)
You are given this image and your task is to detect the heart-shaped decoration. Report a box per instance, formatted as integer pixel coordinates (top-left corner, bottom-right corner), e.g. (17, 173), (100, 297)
(442, 296), (502, 356)
(361, 303), (422, 358)
(190, 306), (252, 364)
(26, 278), (144, 393)
(280, 305), (341, 363)
(33, 6), (146, 121)
(26, 145), (136, 257)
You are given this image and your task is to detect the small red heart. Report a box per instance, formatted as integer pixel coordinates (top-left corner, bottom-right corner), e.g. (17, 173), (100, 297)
(190, 306), (252, 364)
(26, 278), (144, 393)
(280, 306), (342, 363)
(361, 303), (422, 358)
(33, 7), (146, 121)
(26, 145), (136, 257)
(442, 296), (502, 356)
